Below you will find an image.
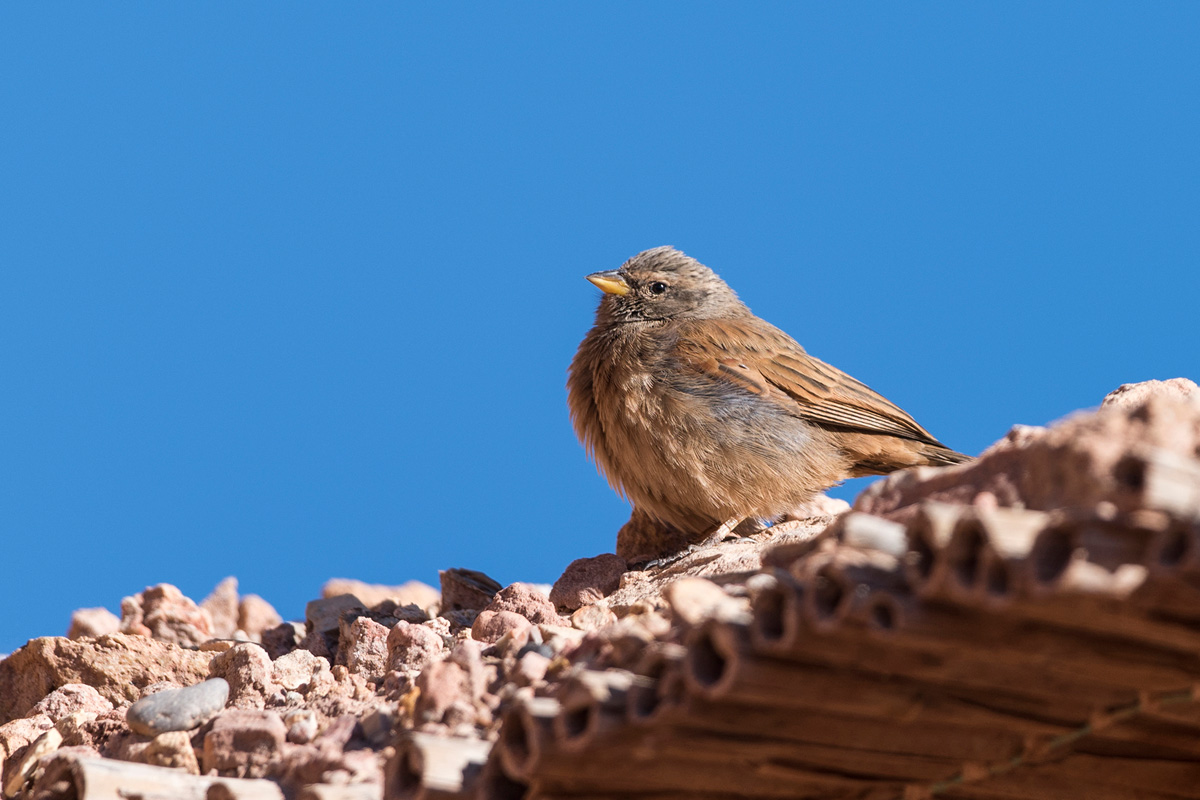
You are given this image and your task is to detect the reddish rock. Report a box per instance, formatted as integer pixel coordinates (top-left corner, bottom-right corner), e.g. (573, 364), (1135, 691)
(663, 578), (743, 626)
(316, 715), (359, 749)
(201, 577), (241, 639)
(238, 595), (282, 642)
(120, 584), (213, 646)
(140, 729), (200, 773)
(549, 554), (628, 610)
(410, 643), (486, 728)
(783, 493), (852, 520)
(470, 610), (531, 645)
(66, 608), (120, 640)
(0, 634), (214, 723)
(53, 711), (101, 749)
(571, 603), (618, 631)
(70, 709), (133, 756)
(275, 730), (381, 790)
(385, 622), (444, 672)
(360, 706), (396, 746)
(322, 579), (440, 611)
(512, 651), (551, 686)
(28, 684), (114, 723)
(1102, 377), (1199, 410)
(283, 709), (318, 744)
(303, 595), (366, 659)
(447, 640), (487, 703)
(271, 651), (333, 697)
(0, 715), (54, 769)
(483, 584), (561, 625)
(202, 709), (286, 778)
(413, 661), (468, 724)
(439, 568), (502, 613)
(208, 644), (278, 710)
(336, 617), (389, 679)
(261, 621), (305, 660)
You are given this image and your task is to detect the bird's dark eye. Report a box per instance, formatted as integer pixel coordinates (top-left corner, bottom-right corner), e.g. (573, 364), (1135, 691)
(648, 282), (668, 295)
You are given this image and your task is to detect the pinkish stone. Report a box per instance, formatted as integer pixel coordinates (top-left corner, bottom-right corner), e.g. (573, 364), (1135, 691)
(322, 579), (440, 611)
(28, 684), (114, 723)
(303, 595), (367, 659)
(571, 603), (618, 632)
(386, 622), (444, 672)
(283, 709), (318, 744)
(512, 651), (551, 686)
(470, 610), (531, 645)
(271, 650), (333, 697)
(237, 595), (282, 641)
(1102, 378), (1199, 410)
(140, 729), (201, 773)
(208, 644), (278, 710)
(413, 662), (468, 724)
(200, 577), (241, 639)
(447, 640), (487, 703)
(549, 554), (628, 610)
(66, 608), (120, 640)
(0, 634), (215, 722)
(783, 493), (852, 520)
(120, 584), (213, 646)
(483, 584), (561, 625)
(337, 616), (389, 680)
(0, 716), (54, 766)
(261, 622), (305, 660)
(71, 709), (134, 755)
(439, 568), (502, 613)
(202, 709), (286, 778)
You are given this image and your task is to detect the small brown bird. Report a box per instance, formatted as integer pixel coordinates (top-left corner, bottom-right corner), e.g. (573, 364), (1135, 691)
(568, 246), (969, 562)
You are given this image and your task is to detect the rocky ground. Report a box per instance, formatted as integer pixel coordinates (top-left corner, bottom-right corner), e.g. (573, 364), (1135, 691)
(1, 378), (1197, 800)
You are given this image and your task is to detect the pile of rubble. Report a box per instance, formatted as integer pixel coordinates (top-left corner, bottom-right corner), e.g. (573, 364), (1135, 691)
(2, 379), (1199, 800)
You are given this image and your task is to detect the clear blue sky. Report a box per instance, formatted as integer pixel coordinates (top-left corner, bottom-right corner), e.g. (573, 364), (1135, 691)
(2, 5), (1197, 653)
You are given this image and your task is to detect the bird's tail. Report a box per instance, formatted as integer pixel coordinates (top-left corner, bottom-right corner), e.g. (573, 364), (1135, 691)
(921, 443), (972, 466)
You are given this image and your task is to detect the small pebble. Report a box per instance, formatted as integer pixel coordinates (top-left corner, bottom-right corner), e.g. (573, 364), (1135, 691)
(283, 708), (318, 744)
(126, 677), (229, 736)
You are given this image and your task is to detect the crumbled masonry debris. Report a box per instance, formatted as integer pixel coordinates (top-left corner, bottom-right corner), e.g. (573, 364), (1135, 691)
(2, 378), (1199, 799)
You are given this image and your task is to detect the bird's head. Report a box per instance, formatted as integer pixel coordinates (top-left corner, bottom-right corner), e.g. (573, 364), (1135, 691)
(586, 246), (748, 323)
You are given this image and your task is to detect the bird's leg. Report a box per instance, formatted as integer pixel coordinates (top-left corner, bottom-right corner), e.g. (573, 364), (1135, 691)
(695, 516), (745, 549)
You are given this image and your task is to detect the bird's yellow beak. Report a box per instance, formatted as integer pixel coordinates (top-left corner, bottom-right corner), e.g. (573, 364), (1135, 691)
(586, 270), (631, 296)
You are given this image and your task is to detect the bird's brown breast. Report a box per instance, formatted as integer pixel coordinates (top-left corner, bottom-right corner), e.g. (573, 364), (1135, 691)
(568, 320), (850, 534)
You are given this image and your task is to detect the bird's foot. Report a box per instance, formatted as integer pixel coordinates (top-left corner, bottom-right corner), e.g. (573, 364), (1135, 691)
(639, 547), (701, 571)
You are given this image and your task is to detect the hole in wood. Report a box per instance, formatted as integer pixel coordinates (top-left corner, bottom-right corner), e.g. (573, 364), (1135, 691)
(752, 585), (787, 643)
(811, 567), (847, 621)
(1032, 526), (1075, 584)
(687, 626), (729, 689)
(868, 596), (896, 631)
(1114, 454), (1146, 492)
(480, 766), (529, 800)
(559, 704), (591, 742)
(629, 685), (660, 721)
(1156, 523), (1191, 567)
(906, 518), (937, 584)
(499, 710), (533, 772)
(948, 520), (986, 590)
(630, 656), (668, 720)
(384, 742), (423, 797)
(985, 558), (1010, 597)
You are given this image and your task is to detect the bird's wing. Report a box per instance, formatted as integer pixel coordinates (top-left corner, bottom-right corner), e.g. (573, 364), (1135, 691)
(672, 318), (944, 445)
